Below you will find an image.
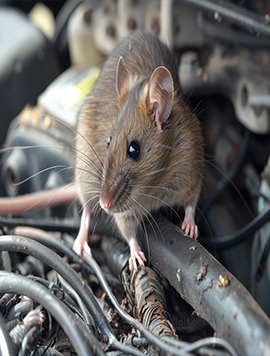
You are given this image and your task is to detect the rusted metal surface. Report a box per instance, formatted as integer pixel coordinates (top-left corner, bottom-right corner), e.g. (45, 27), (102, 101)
(130, 267), (178, 355)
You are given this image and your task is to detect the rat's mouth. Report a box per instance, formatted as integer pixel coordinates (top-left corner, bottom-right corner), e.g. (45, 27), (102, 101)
(99, 175), (127, 213)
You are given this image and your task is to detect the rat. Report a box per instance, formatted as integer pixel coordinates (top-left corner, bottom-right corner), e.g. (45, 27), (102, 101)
(74, 30), (204, 270)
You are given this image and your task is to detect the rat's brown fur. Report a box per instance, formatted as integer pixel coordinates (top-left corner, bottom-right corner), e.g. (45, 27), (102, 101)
(75, 31), (204, 262)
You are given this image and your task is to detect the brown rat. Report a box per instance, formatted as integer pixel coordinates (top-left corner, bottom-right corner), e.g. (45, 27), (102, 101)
(74, 30), (204, 270)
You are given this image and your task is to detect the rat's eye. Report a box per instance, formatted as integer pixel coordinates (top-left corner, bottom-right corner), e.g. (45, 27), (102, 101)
(107, 136), (112, 147)
(127, 141), (140, 161)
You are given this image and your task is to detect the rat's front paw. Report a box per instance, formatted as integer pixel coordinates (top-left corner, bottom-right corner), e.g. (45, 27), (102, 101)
(128, 236), (147, 271)
(129, 250), (146, 271)
(73, 239), (84, 256)
(181, 220), (199, 240)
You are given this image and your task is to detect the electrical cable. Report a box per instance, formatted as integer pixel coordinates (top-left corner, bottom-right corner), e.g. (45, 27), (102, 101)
(202, 205), (270, 249)
(163, 336), (238, 356)
(202, 129), (251, 216)
(33, 346), (64, 356)
(178, 0), (270, 38)
(12, 227), (122, 291)
(57, 274), (94, 326)
(52, 0), (83, 48)
(254, 191), (270, 204)
(0, 216), (80, 233)
(34, 346), (65, 356)
(0, 272), (95, 356)
(179, 336), (238, 356)
(0, 313), (15, 356)
(256, 235), (270, 282)
(19, 325), (40, 356)
(0, 236), (112, 347)
(0, 236), (143, 356)
(83, 248), (200, 356)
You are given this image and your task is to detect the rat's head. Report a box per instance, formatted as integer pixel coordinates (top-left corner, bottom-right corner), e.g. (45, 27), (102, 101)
(100, 57), (175, 214)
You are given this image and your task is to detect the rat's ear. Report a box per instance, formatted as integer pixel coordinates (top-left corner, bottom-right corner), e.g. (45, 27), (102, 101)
(116, 56), (129, 97)
(148, 66), (174, 131)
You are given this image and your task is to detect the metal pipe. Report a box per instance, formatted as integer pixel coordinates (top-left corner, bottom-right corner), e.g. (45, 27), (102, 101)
(178, 0), (270, 38)
(138, 216), (270, 356)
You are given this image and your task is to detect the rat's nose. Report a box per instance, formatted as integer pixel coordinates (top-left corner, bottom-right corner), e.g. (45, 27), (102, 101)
(100, 195), (112, 210)
(100, 174), (126, 211)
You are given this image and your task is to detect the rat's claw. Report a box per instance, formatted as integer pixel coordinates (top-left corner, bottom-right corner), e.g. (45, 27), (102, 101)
(73, 239), (83, 256)
(73, 209), (91, 256)
(128, 236), (147, 271)
(181, 221), (199, 241)
(129, 251), (146, 271)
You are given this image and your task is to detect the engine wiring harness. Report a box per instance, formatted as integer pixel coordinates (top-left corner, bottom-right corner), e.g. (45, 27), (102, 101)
(0, 209), (269, 356)
(0, 221), (244, 356)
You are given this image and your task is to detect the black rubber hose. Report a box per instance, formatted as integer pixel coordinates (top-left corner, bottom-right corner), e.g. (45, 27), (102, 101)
(0, 216), (80, 233)
(178, 0), (270, 38)
(0, 236), (143, 356)
(0, 272), (93, 356)
(202, 205), (270, 249)
(15, 229), (122, 290)
(0, 235), (114, 349)
(52, 0), (83, 48)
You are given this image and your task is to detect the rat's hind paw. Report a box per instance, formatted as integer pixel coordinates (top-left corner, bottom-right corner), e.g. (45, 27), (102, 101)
(181, 221), (199, 240)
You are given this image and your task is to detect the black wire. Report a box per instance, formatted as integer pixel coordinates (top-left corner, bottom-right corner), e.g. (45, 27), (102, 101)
(0, 224), (6, 235)
(254, 191), (270, 204)
(0, 236), (110, 354)
(83, 251), (194, 356)
(57, 274), (94, 326)
(202, 129), (251, 216)
(0, 236), (143, 355)
(34, 346), (65, 356)
(256, 235), (270, 282)
(52, 0), (84, 47)
(0, 216), (80, 233)
(0, 293), (16, 318)
(202, 205), (270, 249)
(16, 230), (122, 291)
(164, 336), (238, 356)
(0, 272), (95, 356)
(19, 325), (40, 356)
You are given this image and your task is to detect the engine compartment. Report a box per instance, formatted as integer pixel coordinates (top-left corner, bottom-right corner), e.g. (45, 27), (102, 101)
(0, 1), (270, 355)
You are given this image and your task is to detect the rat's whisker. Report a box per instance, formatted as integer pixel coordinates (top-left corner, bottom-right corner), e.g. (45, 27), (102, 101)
(205, 158), (254, 218)
(11, 165), (72, 187)
(135, 191), (183, 224)
(130, 196), (162, 242)
(1, 142), (103, 182)
(39, 112), (104, 170)
(82, 194), (100, 213)
(72, 147), (103, 177)
(73, 166), (102, 183)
